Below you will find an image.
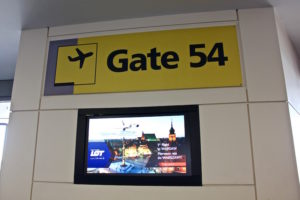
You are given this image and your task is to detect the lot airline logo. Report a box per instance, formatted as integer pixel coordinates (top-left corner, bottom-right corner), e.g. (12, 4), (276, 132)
(90, 149), (105, 157)
(88, 142), (111, 168)
(44, 25), (242, 96)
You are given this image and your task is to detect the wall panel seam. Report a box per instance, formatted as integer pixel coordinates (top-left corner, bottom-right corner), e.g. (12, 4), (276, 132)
(246, 104), (258, 200)
(29, 111), (41, 200)
(30, 27), (50, 200)
(32, 180), (255, 186)
(11, 100), (289, 113)
(39, 28), (50, 110)
(50, 20), (237, 38)
(236, 9), (248, 99)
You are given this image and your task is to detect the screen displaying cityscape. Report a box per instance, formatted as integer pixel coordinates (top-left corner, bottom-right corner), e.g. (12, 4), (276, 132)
(86, 115), (192, 175)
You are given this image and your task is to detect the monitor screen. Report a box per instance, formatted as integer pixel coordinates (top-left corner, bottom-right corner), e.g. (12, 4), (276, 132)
(87, 115), (191, 175)
(74, 105), (202, 185)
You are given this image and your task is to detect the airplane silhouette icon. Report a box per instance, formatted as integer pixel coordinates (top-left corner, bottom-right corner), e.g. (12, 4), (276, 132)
(68, 48), (94, 69)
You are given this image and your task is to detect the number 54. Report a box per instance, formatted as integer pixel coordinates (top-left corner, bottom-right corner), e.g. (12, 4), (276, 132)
(190, 43), (228, 67)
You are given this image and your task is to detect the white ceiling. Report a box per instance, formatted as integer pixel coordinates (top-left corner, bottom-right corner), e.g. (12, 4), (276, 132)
(0, 0), (299, 80)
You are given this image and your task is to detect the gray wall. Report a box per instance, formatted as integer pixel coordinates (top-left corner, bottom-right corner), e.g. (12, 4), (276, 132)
(0, 80), (13, 101)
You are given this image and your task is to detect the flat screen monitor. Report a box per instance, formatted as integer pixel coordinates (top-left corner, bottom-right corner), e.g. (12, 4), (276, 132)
(74, 105), (202, 186)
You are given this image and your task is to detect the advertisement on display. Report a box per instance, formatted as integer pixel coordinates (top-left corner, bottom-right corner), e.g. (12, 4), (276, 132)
(86, 115), (191, 175)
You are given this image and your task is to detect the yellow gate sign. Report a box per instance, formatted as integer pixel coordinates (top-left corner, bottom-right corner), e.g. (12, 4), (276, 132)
(44, 25), (242, 95)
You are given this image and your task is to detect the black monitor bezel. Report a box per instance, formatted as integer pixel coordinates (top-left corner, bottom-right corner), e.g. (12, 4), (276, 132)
(74, 105), (202, 186)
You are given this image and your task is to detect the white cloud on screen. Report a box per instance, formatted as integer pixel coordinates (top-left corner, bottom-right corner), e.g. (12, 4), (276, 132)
(89, 115), (185, 141)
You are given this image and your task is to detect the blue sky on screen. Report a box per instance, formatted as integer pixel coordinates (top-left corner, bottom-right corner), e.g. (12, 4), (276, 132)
(89, 115), (185, 141)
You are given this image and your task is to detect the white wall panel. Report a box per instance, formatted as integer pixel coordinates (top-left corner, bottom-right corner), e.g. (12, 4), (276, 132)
(238, 8), (287, 102)
(289, 104), (300, 182)
(41, 87), (247, 110)
(34, 110), (77, 182)
(11, 28), (48, 111)
(275, 12), (300, 113)
(32, 182), (255, 200)
(249, 102), (300, 200)
(49, 10), (237, 37)
(50, 21), (238, 42)
(200, 104), (253, 184)
(0, 111), (38, 200)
